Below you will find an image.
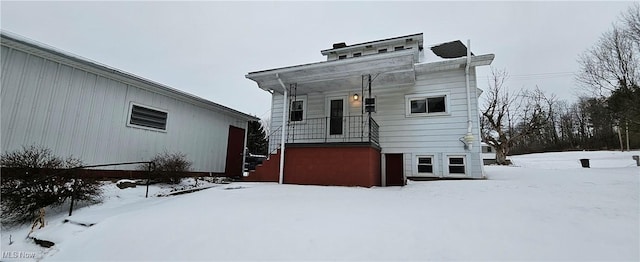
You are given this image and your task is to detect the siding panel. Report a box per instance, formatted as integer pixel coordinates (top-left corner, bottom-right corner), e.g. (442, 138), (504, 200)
(1, 46), (246, 172)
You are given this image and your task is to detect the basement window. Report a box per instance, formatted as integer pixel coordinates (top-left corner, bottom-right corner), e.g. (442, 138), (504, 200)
(128, 103), (168, 131)
(417, 156), (433, 174)
(448, 156), (466, 174)
(406, 93), (449, 116)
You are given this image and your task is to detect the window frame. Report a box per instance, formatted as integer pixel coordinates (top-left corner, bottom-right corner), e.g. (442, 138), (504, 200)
(405, 93), (450, 117)
(447, 156), (467, 175)
(288, 96), (307, 124)
(416, 155), (434, 175)
(126, 102), (168, 132)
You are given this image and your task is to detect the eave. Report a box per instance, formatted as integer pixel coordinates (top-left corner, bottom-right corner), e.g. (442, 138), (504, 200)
(246, 50), (417, 95)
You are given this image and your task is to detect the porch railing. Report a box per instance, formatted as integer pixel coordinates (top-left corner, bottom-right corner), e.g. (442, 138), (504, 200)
(267, 115), (379, 154)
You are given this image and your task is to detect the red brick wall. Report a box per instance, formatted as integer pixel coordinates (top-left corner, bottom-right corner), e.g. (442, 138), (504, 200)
(283, 145), (381, 187)
(242, 150), (280, 182)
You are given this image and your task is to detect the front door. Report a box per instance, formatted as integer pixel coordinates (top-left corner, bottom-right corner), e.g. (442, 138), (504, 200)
(225, 126), (246, 178)
(327, 97), (346, 138)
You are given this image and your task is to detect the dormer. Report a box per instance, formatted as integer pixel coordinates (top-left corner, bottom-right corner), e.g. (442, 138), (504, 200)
(320, 33), (424, 61)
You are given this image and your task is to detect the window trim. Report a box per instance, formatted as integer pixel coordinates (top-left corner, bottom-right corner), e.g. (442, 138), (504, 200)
(126, 102), (168, 132)
(288, 96), (307, 124)
(405, 93), (450, 117)
(447, 155), (467, 175)
(416, 155), (434, 175)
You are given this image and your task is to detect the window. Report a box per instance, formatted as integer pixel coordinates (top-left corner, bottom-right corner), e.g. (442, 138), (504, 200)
(129, 104), (168, 131)
(338, 55), (347, 60)
(410, 99), (427, 114)
(448, 157), (466, 174)
(417, 156), (433, 174)
(394, 46), (404, 51)
(406, 94), (448, 116)
(289, 98), (306, 122)
(378, 49), (387, 53)
(427, 97), (446, 113)
(353, 52), (362, 57)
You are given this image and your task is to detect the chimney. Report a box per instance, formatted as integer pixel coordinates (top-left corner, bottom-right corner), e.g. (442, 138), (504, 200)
(332, 42), (347, 49)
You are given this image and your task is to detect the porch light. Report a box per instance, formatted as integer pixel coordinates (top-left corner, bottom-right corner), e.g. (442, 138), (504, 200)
(353, 93), (359, 101)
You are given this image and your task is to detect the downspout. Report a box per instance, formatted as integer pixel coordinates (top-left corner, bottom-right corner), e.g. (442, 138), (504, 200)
(276, 73), (287, 184)
(463, 39), (474, 150)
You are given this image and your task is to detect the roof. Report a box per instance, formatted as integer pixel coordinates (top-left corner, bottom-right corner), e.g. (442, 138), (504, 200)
(320, 33), (423, 55)
(246, 50), (417, 95)
(0, 31), (258, 122)
(430, 40), (474, 58)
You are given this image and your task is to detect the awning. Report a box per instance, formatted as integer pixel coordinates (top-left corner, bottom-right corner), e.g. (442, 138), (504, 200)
(246, 50), (417, 95)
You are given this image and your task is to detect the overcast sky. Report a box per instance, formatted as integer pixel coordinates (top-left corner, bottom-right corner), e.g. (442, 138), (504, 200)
(1, 1), (633, 119)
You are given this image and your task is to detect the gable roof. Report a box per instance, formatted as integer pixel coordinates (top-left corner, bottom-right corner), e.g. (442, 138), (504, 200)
(0, 31), (258, 122)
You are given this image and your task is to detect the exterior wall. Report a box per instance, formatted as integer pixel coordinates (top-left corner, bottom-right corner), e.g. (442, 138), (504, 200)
(375, 68), (484, 178)
(283, 144), (380, 187)
(268, 67), (484, 179)
(1, 45), (248, 172)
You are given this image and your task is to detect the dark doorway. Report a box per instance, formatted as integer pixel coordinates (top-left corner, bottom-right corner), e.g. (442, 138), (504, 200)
(329, 99), (344, 135)
(385, 154), (404, 186)
(225, 126), (246, 177)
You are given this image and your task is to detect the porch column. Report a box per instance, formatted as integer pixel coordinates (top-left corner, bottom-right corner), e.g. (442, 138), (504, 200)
(277, 74), (288, 184)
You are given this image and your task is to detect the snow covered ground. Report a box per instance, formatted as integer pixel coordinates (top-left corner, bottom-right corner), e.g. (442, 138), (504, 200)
(1, 151), (638, 261)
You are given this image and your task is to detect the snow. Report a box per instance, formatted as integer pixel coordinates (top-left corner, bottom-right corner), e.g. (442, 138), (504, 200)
(1, 151), (638, 261)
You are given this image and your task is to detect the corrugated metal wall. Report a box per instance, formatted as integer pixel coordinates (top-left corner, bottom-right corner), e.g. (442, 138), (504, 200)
(1, 45), (246, 172)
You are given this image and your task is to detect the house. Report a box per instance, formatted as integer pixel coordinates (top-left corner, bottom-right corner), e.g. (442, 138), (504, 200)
(245, 33), (494, 187)
(0, 31), (258, 178)
(481, 142), (497, 165)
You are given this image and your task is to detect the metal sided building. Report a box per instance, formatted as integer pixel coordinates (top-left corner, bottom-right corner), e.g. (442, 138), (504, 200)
(1, 32), (258, 177)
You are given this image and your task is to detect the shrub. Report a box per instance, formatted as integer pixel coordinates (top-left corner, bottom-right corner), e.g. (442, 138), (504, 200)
(143, 151), (192, 184)
(1, 145), (102, 228)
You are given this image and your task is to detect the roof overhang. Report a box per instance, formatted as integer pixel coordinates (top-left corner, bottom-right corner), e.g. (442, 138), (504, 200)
(246, 50), (417, 95)
(414, 54), (495, 74)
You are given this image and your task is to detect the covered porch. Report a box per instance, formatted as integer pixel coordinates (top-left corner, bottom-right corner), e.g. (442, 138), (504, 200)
(244, 51), (417, 186)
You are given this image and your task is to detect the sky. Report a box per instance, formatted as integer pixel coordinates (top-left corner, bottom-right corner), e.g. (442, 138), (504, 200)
(1, 1), (634, 119)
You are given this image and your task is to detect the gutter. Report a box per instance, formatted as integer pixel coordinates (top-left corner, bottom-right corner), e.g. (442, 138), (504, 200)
(463, 40), (474, 150)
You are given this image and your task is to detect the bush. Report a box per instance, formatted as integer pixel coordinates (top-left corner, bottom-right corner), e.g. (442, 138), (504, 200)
(1, 145), (102, 228)
(143, 151), (192, 184)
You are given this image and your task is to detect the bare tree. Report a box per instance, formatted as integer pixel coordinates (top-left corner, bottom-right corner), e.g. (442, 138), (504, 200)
(576, 25), (638, 96)
(482, 68), (555, 164)
(481, 68), (521, 165)
(577, 4), (640, 149)
(623, 3), (640, 45)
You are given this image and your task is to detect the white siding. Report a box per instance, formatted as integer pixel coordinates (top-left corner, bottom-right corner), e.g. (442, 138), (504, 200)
(267, 67), (484, 178)
(1, 45), (247, 172)
(374, 68), (483, 178)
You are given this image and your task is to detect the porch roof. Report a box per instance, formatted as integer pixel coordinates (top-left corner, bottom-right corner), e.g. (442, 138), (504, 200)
(245, 50), (417, 95)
